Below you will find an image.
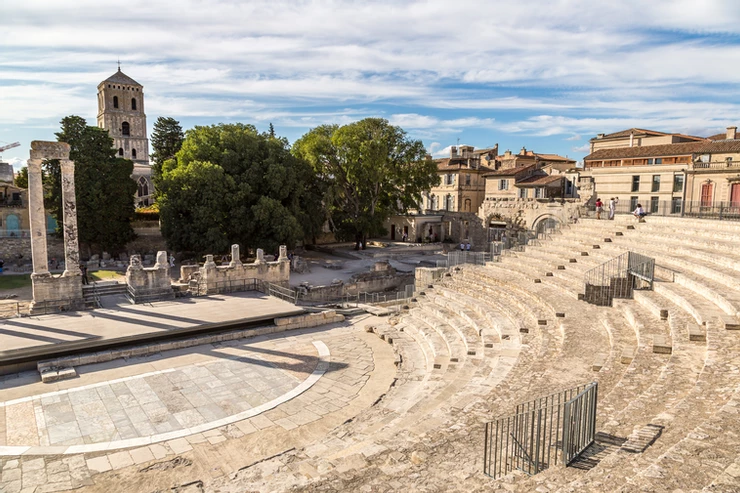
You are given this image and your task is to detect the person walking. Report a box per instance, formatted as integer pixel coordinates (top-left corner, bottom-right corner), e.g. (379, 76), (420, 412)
(609, 197), (618, 220)
(80, 263), (89, 285)
(595, 198), (603, 220)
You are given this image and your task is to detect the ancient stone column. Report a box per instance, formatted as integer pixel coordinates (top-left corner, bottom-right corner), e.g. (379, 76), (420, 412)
(255, 249), (265, 264)
(154, 251), (168, 269)
(60, 159), (81, 276)
(26, 158), (50, 276)
(229, 244), (243, 267)
(279, 245), (288, 261)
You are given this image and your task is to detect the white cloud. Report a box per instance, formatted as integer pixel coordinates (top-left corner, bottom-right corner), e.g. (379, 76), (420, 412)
(565, 134), (581, 141)
(571, 144), (590, 153)
(6, 157), (26, 172)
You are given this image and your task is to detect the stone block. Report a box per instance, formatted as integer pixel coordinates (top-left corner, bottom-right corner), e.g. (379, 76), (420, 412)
(688, 323), (706, 342)
(592, 245), (600, 249)
(615, 231), (623, 236)
(537, 319), (547, 326)
(534, 279), (542, 283)
(484, 343), (494, 348)
(569, 258), (577, 263)
(604, 238), (612, 242)
(620, 347), (636, 364)
(556, 313), (565, 318)
(660, 309), (668, 321)
(581, 252), (589, 256)
(545, 272), (553, 277)
(519, 327), (529, 334)
(721, 314), (739, 330)
(592, 354), (607, 371)
(652, 335), (672, 354)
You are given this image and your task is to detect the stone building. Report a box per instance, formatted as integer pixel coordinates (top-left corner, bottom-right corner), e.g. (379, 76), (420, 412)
(96, 68), (153, 207)
(582, 128), (707, 213)
(686, 127), (740, 208)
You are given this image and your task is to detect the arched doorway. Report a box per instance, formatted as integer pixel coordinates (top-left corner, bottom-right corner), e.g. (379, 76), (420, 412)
(533, 216), (561, 236)
(6, 214), (20, 236)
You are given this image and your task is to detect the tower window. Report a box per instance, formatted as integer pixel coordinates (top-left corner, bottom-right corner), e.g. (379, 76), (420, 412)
(118, 148), (124, 156)
(122, 121), (130, 136)
(131, 98), (137, 110)
(132, 148), (137, 159)
(137, 177), (149, 197)
(113, 96), (119, 108)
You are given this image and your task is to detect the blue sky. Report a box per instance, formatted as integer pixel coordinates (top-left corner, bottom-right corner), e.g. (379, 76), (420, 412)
(2, 0), (740, 172)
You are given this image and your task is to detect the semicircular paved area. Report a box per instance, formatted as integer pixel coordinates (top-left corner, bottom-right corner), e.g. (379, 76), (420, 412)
(0, 337), (331, 455)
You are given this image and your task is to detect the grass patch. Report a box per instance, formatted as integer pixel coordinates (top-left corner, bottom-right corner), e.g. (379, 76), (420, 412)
(0, 274), (32, 291)
(90, 270), (125, 281)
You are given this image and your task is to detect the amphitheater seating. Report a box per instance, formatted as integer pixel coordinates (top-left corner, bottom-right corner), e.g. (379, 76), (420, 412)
(219, 215), (740, 492)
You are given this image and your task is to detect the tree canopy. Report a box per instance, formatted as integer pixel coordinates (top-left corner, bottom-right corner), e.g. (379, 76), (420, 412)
(14, 166), (28, 189)
(157, 123), (323, 256)
(45, 115), (136, 255)
(293, 118), (439, 249)
(151, 116), (184, 185)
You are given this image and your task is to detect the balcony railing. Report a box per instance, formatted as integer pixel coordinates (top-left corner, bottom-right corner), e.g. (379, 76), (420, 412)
(692, 160), (740, 170)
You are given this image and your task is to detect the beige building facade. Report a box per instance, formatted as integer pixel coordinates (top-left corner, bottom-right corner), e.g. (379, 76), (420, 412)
(686, 126), (740, 210)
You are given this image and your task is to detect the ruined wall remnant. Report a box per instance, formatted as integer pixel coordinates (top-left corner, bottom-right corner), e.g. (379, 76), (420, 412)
(182, 244), (290, 295)
(126, 251), (174, 303)
(27, 141), (84, 313)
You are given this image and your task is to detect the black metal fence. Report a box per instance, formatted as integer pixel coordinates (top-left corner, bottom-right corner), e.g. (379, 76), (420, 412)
(484, 382), (598, 479)
(582, 252), (655, 306)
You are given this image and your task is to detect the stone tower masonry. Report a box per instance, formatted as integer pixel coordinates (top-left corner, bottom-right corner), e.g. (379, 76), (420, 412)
(96, 67), (153, 206)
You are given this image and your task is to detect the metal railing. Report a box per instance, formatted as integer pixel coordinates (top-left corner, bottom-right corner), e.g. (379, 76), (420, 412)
(584, 200), (740, 221)
(582, 252), (655, 306)
(484, 382), (598, 479)
(259, 281), (299, 304)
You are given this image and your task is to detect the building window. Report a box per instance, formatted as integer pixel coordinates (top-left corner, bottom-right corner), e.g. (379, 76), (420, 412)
(701, 183), (713, 206)
(650, 196), (659, 213)
(651, 175), (660, 192)
(122, 121), (130, 136)
(671, 198), (682, 214)
(118, 148), (124, 156)
(445, 173), (454, 185)
(131, 98), (137, 110)
(655, 158), (662, 164)
(499, 179), (508, 190)
(465, 174), (471, 185)
(673, 175), (684, 193)
(137, 177), (149, 197)
(113, 96), (119, 108)
(727, 157), (734, 165)
(631, 175), (640, 192)
(464, 198), (472, 212)
(630, 196), (639, 211)
(518, 188), (527, 198)
(445, 194), (454, 211)
(647, 158), (654, 165)
(132, 148), (137, 159)
(534, 188), (542, 199)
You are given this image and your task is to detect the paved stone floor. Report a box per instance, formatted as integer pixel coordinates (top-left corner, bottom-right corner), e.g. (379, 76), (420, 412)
(0, 315), (394, 492)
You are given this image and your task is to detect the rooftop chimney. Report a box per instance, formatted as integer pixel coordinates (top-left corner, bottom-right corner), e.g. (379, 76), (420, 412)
(597, 133), (605, 139)
(520, 146), (527, 155)
(629, 132), (634, 147)
(727, 126), (737, 140)
(450, 146), (457, 158)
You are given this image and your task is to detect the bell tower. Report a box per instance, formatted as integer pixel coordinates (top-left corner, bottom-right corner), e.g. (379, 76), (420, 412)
(97, 67), (153, 205)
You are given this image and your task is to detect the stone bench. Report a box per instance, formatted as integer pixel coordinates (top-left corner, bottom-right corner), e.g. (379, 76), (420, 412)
(652, 335), (672, 354)
(592, 353), (607, 372)
(688, 323), (706, 342)
(721, 314), (739, 330)
(621, 347), (636, 364)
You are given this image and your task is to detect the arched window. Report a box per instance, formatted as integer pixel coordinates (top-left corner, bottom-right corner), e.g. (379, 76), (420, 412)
(113, 96), (119, 108)
(131, 98), (137, 110)
(121, 121), (130, 136)
(137, 177), (149, 197)
(131, 148), (137, 159)
(118, 148), (124, 156)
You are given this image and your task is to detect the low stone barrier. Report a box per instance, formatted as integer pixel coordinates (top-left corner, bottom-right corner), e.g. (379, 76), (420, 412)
(36, 310), (344, 381)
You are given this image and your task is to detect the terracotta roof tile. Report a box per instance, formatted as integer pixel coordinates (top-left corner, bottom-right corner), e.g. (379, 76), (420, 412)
(516, 174), (563, 187)
(102, 69), (142, 86)
(695, 139), (740, 154)
(598, 128), (668, 140)
(584, 141), (705, 161)
(482, 164), (537, 177)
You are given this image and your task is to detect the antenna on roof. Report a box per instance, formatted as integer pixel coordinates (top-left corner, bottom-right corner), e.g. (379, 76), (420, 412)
(117, 58), (121, 71)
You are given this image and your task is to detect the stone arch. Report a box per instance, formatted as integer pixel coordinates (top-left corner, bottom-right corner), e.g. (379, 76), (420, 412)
(532, 214), (562, 235)
(132, 148), (137, 159)
(137, 176), (149, 198)
(118, 148), (124, 156)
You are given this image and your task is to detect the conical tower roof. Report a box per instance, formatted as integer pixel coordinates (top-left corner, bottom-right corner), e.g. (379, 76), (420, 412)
(103, 68), (141, 86)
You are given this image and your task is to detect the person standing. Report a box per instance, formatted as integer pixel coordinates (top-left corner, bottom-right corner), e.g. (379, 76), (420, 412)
(608, 197), (617, 220)
(169, 254), (175, 268)
(595, 198), (603, 220)
(80, 263), (89, 285)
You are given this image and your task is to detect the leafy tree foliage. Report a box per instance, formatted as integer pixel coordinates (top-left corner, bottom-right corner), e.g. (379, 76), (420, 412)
(44, 116), (136, 254)
(293, 118), (439, 249)
(151, 116), (184, 183)
(14, 166), (28, 189)
(158, 123), (323, 255)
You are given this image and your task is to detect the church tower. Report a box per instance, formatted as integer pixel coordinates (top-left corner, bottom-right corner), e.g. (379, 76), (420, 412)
(97, 67), (153, 206)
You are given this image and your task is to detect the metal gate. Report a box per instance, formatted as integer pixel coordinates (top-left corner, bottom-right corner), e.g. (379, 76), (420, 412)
(483, 382), (598, 479)
(583, 252), (655, 306)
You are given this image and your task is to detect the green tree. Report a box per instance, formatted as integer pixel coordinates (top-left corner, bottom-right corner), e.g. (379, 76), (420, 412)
(44, 115), (136, 254)
(158, 123), (323, 255)
(151, 116), (184, 183)
(14, 166), (28, 189)
(293, 118), (439, 249)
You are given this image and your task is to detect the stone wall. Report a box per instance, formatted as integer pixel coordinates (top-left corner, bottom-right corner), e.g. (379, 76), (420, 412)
(414, 267), (448, 290)
(126, 251), (174, 303)
(478, 198), (584, 231)
(0, 237), (64, 272)
(187, 245), (291, 294)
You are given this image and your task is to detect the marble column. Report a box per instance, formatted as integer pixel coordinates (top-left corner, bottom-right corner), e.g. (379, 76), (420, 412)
(27, 158), (50, 276)
(60, 159), (81, 276)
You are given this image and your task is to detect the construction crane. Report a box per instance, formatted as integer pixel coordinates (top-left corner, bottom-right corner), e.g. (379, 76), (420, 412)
(0, 142), (20, 159)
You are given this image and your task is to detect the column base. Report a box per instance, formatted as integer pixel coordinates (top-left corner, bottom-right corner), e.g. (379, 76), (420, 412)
(30, 273), (85, 315)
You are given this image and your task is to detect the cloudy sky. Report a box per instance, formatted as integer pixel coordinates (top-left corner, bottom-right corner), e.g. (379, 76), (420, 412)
(2, 0), (740, 171)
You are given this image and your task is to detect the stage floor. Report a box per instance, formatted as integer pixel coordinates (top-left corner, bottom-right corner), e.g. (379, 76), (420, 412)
(0, 293), (304, 357)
